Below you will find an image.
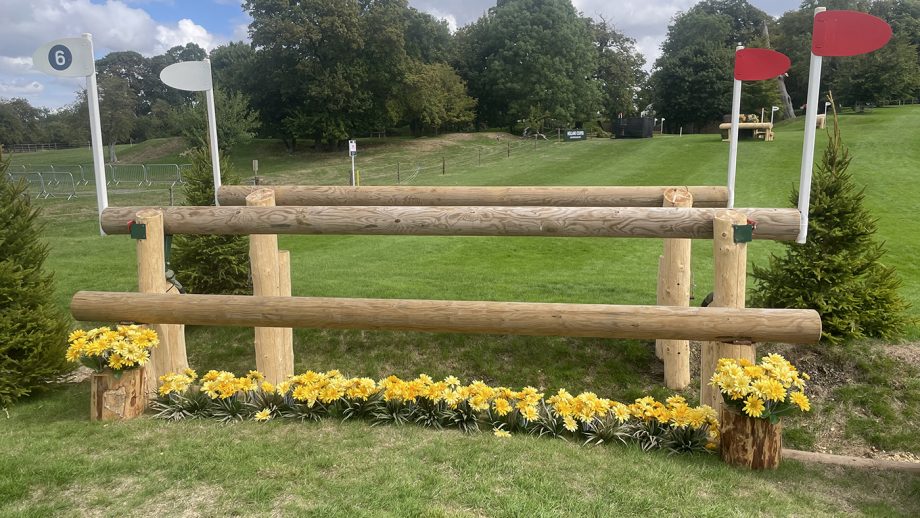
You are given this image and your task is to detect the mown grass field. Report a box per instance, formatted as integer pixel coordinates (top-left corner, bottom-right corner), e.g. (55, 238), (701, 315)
(3, 107), (920, 515)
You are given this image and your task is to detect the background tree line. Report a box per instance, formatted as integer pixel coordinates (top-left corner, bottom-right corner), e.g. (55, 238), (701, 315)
(2, 0), (920, 151)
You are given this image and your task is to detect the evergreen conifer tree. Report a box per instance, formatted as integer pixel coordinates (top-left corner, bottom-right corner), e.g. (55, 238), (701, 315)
(0, 152), (71, 408)
(171, 147), (252, 294)
(751, 101), (909, 343)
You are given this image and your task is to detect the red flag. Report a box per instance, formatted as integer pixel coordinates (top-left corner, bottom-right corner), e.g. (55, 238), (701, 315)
(812, 10), (892, 57)
(734, 48), (791, 81)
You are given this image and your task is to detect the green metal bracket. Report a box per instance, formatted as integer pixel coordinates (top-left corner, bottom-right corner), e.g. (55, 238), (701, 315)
(129, 221), (147, 240)
(732, 224), (754, 243)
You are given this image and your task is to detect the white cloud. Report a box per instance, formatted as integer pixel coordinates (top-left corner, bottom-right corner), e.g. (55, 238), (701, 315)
(155, 18), (216, 53)
(0, 0), (226, 107)
(0, 80), (45, 96)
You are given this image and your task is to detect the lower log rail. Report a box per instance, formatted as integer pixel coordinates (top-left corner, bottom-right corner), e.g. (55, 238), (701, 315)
(216, 185), (731, 208)
(100, 206), (801, 241)
(71, 291), (822, 344)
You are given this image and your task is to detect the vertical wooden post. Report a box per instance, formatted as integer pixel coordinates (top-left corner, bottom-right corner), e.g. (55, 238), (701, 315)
(278, 249), (294, 375)
(135, 208), (187, 394)
(657, 188), (693, 389)
(246, 189), (289, 383)
(701, 210), (756, 414)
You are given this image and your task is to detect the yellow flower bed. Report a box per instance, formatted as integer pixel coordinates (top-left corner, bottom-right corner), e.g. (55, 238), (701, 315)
(153, 368), (719, 455)
(709, 354), (811, 422)
(66, 325), (159, 372)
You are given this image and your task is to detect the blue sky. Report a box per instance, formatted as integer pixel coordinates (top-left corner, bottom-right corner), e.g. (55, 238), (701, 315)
(1, 0), (801, 110)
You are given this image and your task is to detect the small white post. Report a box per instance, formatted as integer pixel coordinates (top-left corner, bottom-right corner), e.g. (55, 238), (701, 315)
(204, 59), (221, 206)
(83, 33), (108, 236)
(771, 106), (780, 124)
(797, 7), (827, 244)
(726, 45), (744, 209)
(350, 154), (356, 186)
(761, 107), (765, 122)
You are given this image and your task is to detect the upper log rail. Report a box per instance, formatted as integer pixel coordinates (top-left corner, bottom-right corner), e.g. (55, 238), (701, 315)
(101, 206), (800, 241)
(217, 185), (731, 208)
(71, 291), (822, 344)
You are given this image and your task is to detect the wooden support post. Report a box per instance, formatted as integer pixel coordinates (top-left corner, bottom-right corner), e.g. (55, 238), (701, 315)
(657, 188), (693, 389)
(701, 210), (756, 414)
(246, 189), (289, 383)
(135, 208), (187, 394)
(278, 249), (294, 375)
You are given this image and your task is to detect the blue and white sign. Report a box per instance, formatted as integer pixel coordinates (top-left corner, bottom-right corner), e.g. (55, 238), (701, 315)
(32, 38), (94, 77)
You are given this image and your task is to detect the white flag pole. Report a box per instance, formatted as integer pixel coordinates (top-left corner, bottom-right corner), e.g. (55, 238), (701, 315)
(726, 45), (744, 209)
(204, 59), (221, 206)
(771, 106), (780, 124)
(83, 33), (108, 236)
(797, 7), (827, 244)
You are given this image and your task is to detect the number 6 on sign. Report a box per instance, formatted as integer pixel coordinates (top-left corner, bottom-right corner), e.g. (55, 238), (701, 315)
(33, 38), (94, 77)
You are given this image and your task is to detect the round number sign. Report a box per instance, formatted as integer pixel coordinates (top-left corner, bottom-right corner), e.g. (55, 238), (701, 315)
(48, 44), (73, 71)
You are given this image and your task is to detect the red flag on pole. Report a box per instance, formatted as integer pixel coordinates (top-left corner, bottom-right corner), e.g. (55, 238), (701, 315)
(812, 10), (892, 57)
(734, 48), (791, 81)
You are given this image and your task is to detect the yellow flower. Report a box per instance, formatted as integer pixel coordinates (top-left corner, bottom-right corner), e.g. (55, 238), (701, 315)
(254, 409), (272, 422)
(743, 395), (765, 418)
(444, 375), (460, 386)
(563, 415), (578, 432)
(261, 381), (276, 394)
(520, 405), (538, 421)
(246, 370), (265, 381)
(493, 398), (512, 416)
(790, 391), (811, 412)
(752, 378), (787, 402)
(611, 402), (631, 422)
(493, 428), (511, 438)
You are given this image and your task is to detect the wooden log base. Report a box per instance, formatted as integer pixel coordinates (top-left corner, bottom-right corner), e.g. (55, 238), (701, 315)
(720, 406), (782, 470)
(91, 368), (147, 421)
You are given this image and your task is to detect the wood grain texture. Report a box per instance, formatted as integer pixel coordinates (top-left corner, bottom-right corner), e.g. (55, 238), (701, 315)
(702, 211), (757, 414)
(720, 406), (782, 470)
(246, 189), (289, 383)
(217, 185), (731, 208)
(101, 206), (800, 241)
(134, 209), (187, 393)
(659, 188), (693, 389)
(71, 291), (823, 344)
(90, 368), (146, 421)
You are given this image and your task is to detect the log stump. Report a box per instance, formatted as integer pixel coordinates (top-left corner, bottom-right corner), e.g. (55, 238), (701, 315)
(720, 406), (782, 470)
(90, 368), (147, 421)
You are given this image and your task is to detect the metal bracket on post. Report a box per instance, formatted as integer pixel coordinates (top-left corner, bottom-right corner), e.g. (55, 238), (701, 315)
(128, 220), (147, 240)
(732, 225), (753, 243)
(732, 219), (757, 243)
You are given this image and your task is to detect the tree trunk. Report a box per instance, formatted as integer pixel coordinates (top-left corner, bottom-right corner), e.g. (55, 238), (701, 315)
(762, 21), (796, 119)
(91, 368), (147, 421)
(108, 142), (117, 163)
(720, 406), (782, 470)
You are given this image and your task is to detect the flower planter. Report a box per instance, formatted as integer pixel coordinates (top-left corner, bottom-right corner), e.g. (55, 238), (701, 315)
(719, 406), (782, 470)
(90, 368), (147, 421)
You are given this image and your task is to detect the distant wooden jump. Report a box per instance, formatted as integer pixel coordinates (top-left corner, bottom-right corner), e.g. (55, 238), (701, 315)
(217, 185), (731, 208)
(71, 291), (822, 344)
(719, 122), (774, 142)
(101, 206), (800, 241)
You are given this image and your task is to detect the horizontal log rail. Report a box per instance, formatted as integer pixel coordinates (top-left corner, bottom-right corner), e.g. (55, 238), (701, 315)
(217, 185), (731, 208)
(71, 291), (822, 344)
(101, 206), (800, 240)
